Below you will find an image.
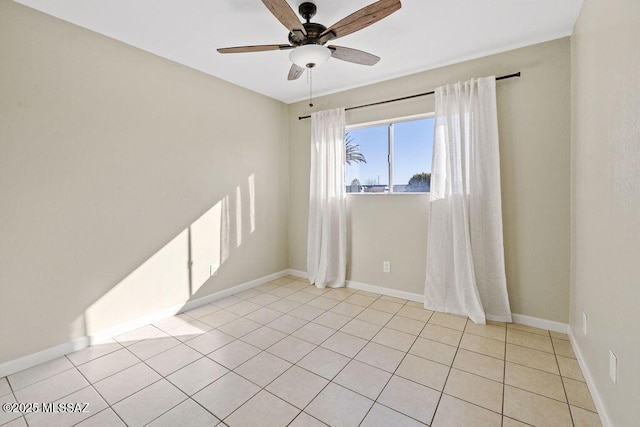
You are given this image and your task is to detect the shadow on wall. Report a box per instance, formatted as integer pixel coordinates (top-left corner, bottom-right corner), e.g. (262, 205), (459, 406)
(75, 174), (257, 340)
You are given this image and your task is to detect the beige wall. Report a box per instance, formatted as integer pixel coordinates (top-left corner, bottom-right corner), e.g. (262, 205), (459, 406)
(289, 38), (572, 322)
(570, 0), (640, 424)
(0, 1), (289, 363)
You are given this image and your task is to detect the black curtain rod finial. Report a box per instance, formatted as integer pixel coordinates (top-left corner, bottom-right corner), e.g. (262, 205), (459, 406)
(297, 72), (521, 120)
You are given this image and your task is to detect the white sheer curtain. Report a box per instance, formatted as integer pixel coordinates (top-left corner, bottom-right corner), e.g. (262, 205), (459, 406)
(425, 77), (512, 324)
(307, 108), (347, 288)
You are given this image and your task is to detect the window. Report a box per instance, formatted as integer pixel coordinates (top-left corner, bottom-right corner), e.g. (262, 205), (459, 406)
(345, 115), (434, 193)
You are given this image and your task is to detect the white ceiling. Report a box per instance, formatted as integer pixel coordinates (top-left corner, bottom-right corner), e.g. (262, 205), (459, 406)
(16, 0), (583, 103)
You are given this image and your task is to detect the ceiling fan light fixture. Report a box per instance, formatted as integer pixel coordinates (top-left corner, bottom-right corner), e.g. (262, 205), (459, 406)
(289, 44), (331, 68)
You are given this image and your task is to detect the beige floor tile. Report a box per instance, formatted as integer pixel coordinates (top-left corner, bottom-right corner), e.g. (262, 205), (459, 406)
(464, 322), (506, 341)
(77, 408), (126, 427)
(199, 310), (239, 328)
(459, 333), (505, 359)
(268, 298), (303, 313)
(396, 354), (450, 391)
(340, 318), (382, 340)
(235, 289), (263, 300)
(245, 307), (283, 325)
(67, 340), (123, 367)
(453, 349), (504, 382)
(146, 344), (202, 376)
(0, 394), (23, 426)
(508, 323), (550, 336)
(369, 299), (403, 314)
(307, 296), (340, 310)
(355, 342), (405, 373)
(506, 343), (559, 374)
(550, 331), (570, 341)
(268, 287), (298, 298)
(323, 289), (353, 301)
(167, 357), (228, 395)
(313, 311), (352, 329)
(505, 362), (566, 402)
(432, 394), (501, 427)
(209, 340), (261, 369)
(503, 385), (572, 426)
(571, 405), (602, 427)
(355, 308), (394, 326)
(563, 377), (597, 412)
(553, 338), (576, 359)
(286, 291), (318, 304)
(248, 292), (281, 307)
(306, 383), (374, 427)
(77, 348), (139, 383)
(184, 329), (235, 354)
(268, 335), (316, 363)
(301, 286), (330, 296)
(268, 314), (308, 334)
(254, 282), (280, 292)
(502, 416), (530, 427)
(429, 312), (468, 331)
(153, 314), (193, 332)
(320, 331), (368, 357)
(557, 355), (585, 382)
(112, 380), (187, 427)
(193, 372), (260, 420)
(409, 337), (457, 366)
(420, 324), (463, 347)
(182, 303), (219, 319)
(240, 325), (287, 349)
(378, 375), (440, 424)
(289, 304), (326, 321)
(330, 302), (366, 317)
(372, 328), (416, 352)
(397, 306), (433, 322)
(227, 300), (264, 316)
(506, 329), (553, 353)
(226, 390), (299, 427)
(271, 277), (295, 286)
(406, 301), (424, 308)
(8, 356), (74, 390)
(293, 322), (336, 345)
(234, 351), (291, 387)
(356, 290), (381, 298)
(114, 325), (165, 346)
(166, 319), (213, 342)
(93, 363), (161, 404)
(13, 368), (88, 404)
(297, 347), (350, 380)
(217, 317), (262, 338)
(266, 366), (328, 409)
(0, 378), (10, 397)
(290, 412), (327, 427)
(345, 294), (378, 307)
(127, 335), (181, 360)
(361, 403), (426, 427)
(211, 296), (243, 309)
(380, 295), (409, 304)
(333, 360), (391, 400)
(444, 368), (503, 413)
(147, 399), (220, 427)
(386, 315), (426, 336)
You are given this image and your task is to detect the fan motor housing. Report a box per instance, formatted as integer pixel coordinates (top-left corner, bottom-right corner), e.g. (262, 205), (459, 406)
(289, 22), (328, 46)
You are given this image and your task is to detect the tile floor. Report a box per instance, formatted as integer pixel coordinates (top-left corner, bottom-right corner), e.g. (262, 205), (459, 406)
(0, 276), (602, 427)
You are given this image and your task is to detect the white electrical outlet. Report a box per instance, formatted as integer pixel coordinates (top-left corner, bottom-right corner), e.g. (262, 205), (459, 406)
(582, 312), (588, 335)
(383, 261), (391, 273)
(609, 351), (617, 384)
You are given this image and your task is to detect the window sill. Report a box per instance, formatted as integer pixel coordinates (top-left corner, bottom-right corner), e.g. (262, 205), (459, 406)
(346, 192), (430, 196)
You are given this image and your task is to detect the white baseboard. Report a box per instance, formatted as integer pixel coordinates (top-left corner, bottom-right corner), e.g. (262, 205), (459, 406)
(345, 280), (424, 303)
(0, 269), (289, 378)
(510, 313), (568, 334)
(286, 269), (307, 279)
(568, 327), (612, 427)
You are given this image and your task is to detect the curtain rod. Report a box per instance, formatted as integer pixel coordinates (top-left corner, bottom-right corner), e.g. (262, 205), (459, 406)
(297, 72), (521, 120)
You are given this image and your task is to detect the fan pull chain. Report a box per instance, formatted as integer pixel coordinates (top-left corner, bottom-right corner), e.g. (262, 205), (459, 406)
(308, 67), (314, 107)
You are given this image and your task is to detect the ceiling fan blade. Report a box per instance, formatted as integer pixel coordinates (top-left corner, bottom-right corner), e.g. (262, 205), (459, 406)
(262, 0), (307, 36)
(319, 0), (401, 43)
(288, 64), (305, 81)
(329, 45), (380, 66)
(217, 44), (293, 54)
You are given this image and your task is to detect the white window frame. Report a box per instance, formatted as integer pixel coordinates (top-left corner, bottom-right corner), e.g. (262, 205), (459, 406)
(346, 112), (435, 195)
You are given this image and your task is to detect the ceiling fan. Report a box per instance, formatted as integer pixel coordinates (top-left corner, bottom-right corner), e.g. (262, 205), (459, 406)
(218, 0), (402, 81)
